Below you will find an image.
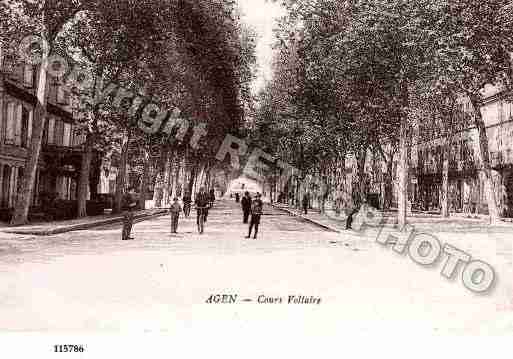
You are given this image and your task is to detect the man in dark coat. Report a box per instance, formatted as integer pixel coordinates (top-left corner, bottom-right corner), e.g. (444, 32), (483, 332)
(241, 191), (252, 224)
(246, 193), (263, 239)
(302, 192), (310, 215)
(195, 187), (210, 224)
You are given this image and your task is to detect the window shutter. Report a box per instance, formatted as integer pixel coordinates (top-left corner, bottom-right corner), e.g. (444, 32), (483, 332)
(55, 119), (64, 146)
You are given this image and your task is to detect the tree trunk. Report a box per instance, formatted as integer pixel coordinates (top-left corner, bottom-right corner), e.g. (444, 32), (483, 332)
(384, 156), (394, 210)
(138, 146), (150, 210)
(469, 95), (501, 223)
(397, 116), (409, 228)
(172, 156), (181, 199)
(441, 139), (451, 218)
(188, 165), (197, 197)
(77, 132), (93, 218)
(320, 170), (328, 214)
(10, 46), (49, 225)
(353, 146), (368, 208)
(113, 130), (131, 214)
(162, 153), (172, 207)
(153, 146), (168, 208)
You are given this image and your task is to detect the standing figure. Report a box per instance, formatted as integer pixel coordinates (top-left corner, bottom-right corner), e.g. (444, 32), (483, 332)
(209, 188), (216, 208)
(195, 187), (210, 227)
(246, 193), (263, 239)
(463, 180), (471, 218)
(121, 188), (137, 241)
(471, 182), (480, 219)
(170, 198), (182, 234)
(183, 192), (192, 217)
(235, 192), (240, 203)
(302, 192), (310, 215)
(241, 191), (252, 224)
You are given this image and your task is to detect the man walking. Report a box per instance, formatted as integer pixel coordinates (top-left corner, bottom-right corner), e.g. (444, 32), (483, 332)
(209, 188), (215, 208)
(170, 197), (182, 234)
(241, 191), (252, 224)
(246, 192), (263, 239)
(195, 187), (210, 226)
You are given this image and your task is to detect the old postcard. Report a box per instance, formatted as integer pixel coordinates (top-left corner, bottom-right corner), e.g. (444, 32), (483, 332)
(1, 0), (512, 357)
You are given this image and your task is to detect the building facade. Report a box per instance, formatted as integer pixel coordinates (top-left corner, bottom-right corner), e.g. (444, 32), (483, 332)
(0, 56), (101, 220)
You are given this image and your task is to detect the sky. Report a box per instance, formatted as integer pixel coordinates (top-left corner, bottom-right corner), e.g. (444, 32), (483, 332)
(237, 0), (286, 93)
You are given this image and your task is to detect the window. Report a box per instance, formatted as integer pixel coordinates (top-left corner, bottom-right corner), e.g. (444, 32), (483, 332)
(14, 104), (22, 146)
(47, 117), (55, 144)
(5, 102), (16, 145)
(42, 117), (49, 145)
(54, 119), (64, 146)
(63, 122), (72, 147)
(1, 165), (11, 208)
(20, 107), (30, 148)
(57, 83), (69, 105)
(23, 64), (34, 88)
(27, 110), (33, 146)
(7, 60), (21, 81)
(48, 77), (58, 103)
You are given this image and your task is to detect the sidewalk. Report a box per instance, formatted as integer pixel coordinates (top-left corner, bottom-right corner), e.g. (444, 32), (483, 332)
(271, 202), (513, 233)
(271, 203), (347, 233)
(0, 209), (169, 236)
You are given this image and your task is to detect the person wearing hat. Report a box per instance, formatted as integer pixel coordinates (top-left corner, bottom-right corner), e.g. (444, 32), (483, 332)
(170, 197), (182, 234)
(241, 191), (252, 224)
(246, 192), (263, 239)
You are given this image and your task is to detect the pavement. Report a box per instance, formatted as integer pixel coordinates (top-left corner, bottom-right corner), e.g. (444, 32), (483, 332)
(0, 199), (511, 334)
(0, 209), (169, 236)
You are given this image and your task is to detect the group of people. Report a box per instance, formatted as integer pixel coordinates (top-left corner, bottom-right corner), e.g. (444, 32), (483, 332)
(121, 187), (216, 240)
(240, 191), (264, 239)
(123, 187), (267, 239)
(169, 187), (215, 234)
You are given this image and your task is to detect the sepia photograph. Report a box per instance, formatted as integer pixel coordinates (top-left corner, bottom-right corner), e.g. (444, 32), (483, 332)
(0, 0), (512, 357)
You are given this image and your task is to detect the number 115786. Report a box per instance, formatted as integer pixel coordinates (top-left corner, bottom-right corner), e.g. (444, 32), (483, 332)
(54, 345), (85, 353)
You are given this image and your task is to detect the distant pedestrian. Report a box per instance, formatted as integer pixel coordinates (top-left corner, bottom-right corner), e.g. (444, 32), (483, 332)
(463, 180), (471, 218)
(170, 198), (182, 234)
(235, 192), (240, 203)
(345, 197), (359, 230)
(302, 193), (310, 215)
(209, 188), (215, 207)
(246, 192), (263, 239)
(241, 191), (252, 224)
(122, 194), (137, 240)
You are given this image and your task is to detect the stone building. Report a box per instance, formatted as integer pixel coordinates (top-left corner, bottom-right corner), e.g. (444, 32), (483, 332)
(0, 56), (102, 220)
(410, 87), (513, 217)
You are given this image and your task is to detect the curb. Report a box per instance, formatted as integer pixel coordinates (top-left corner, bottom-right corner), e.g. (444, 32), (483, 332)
(270, 204), (341, 233)
(2, 210), (169, 236)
